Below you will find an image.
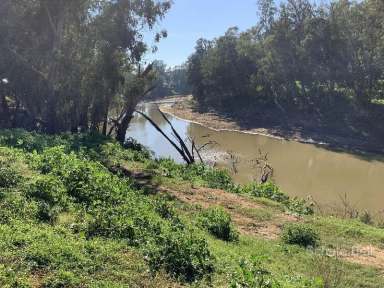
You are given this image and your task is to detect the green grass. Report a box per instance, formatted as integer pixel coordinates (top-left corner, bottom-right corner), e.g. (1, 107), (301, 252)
(0, 129), (384, 287)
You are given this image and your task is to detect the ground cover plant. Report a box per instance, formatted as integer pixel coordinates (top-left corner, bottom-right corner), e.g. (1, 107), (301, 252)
(0, 129), (384, 287)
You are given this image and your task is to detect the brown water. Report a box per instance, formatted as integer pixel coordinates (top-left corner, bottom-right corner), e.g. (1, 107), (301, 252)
(127, 103), (384, 212)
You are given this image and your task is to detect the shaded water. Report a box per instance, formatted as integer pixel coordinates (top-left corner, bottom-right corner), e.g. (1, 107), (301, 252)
(127, 103), (384, 212)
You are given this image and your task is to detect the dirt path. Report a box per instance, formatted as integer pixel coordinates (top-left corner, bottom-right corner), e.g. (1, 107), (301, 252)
(161, 185), (299, 240)
(160, 183), (384, 270)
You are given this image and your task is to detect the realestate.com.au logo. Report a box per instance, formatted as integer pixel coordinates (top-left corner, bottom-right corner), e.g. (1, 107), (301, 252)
(307, 245), (374, 258)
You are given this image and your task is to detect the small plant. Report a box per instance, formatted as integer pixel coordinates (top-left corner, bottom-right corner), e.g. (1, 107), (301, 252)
(230, 257), (280, 288)
(198, 206), (239, 242)
(359, 210), (373, 225)
(154, 198), (176, 219)
(0, 165), (20, 188)
(43, 270), (81, 288)
(27, 175), (70, 223)
(144, 229), (214, 282)
(281, 223), (320, 248)
(241, 182), (289, 203)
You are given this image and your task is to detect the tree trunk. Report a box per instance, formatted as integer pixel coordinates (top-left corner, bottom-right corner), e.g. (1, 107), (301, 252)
(116, 108), (134, 144)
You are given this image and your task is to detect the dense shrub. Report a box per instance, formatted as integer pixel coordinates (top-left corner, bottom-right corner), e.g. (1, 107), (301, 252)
(238, 182), (313, 216)
(0, 164), (21, 188)
(43, 270), (81, 288)
(31, 147), (131, 206)
(240, 182), (289, 203)
(144, 229), (214, 282)
(152, 159), (234, 190)
(27, 175), (70, 222)
(154, 198), (176, 219)
(198, 207), (239, 242)
(281, 223), (320, 248)
(230, 258), (280, 288)
(0, 193), (39, 224)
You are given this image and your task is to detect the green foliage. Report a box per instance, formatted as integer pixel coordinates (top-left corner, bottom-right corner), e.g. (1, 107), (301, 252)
(282, 223), (320, 248)
(1, 130), (384, 287)
(238, 182), (313, 216)
(43, 270), (81, 288)
(154, 198), (176, 220)
(0, 1), (171, 137)
(0, 165), (20, 189)
(0, 130), (216, 284)
(187, 0), (384, 131)
(144, 229), (214, 282)
(230, 257), (281, 288)
(240, 182), (289, 203)
(27, 175), (70, 223)
(146, 61), (191, 99)
(198, 207), (239, 242)
(152, 159), (233, 190)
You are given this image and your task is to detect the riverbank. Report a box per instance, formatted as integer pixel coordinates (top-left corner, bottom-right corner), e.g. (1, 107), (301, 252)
(1, 129), (384, 287)
(157, 95), (384, 155)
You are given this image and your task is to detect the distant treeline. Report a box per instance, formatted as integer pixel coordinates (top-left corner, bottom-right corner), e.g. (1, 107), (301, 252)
(187, 0), (384, 114)
(146, 61), (191, 99)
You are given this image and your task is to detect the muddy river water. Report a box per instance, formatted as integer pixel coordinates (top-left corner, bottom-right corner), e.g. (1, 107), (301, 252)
(127, 103), (384, 213)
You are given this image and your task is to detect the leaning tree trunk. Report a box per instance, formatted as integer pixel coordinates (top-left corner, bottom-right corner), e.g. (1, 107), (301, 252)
(116, 107), (135, 144)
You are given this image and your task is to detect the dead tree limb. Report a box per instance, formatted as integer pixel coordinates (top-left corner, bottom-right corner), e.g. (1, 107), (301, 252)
(134, 110), (194, 164)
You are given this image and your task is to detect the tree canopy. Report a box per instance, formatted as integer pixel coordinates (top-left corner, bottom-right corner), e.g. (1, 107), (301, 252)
(0, 0), (171, 142)
(187, 0), (384, 115)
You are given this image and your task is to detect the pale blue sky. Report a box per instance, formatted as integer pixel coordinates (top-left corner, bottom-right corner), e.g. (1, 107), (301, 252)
(144, 0), (328, 67)
(144, 0), (263, 67)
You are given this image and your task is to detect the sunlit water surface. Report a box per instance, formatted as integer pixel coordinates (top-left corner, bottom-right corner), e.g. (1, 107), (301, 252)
(127, 103), (384, 213)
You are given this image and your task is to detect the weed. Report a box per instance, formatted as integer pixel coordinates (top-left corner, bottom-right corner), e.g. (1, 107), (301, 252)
(198, 207), (239, 242)
(282, 223), (320, 248)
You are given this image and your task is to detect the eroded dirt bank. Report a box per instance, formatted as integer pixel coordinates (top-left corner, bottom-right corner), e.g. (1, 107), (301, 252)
(154, 95), (384, 155)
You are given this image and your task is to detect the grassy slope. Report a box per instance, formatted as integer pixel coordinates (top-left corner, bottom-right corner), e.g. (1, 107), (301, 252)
(0, 129), (383, 287)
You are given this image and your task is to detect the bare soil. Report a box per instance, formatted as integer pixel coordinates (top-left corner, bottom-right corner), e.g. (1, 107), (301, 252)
(160, 182), (384, 270)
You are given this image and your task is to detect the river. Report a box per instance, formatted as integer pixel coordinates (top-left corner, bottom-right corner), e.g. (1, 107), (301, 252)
(127, 103), (384, 213)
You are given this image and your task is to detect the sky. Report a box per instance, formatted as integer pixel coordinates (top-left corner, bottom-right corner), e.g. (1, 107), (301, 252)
(144, 0), (329, 67)
(144, 0), (264, 67)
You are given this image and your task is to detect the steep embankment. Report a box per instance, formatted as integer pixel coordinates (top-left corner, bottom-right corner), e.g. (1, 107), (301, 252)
(159, 95), (384, 154)
(1, 130), (384, 287)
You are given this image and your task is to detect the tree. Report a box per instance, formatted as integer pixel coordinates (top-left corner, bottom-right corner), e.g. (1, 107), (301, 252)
(187, 0), (384, 116)
(0, 0), (171, 142)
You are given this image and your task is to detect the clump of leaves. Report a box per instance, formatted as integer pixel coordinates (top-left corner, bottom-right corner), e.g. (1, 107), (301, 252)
(359, 210), (373, 225)
(240, 182), (289, 203)
(27, 175), (70, 223)
(144, 228), (214, 282)
(281, 223), (320, 248)
(230, 257), (280, 288)
(0, 165), (21, 189)
(198, 206), (239, 242)
(152, 159), (234, 190)
(43, 270), (81, 288)
(238, 182), (313, 216)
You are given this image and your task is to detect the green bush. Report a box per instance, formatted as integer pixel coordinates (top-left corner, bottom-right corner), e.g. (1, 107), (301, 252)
(0, 165), (21, 189)
(144, 229), (214, 282)
(281, 223), (320, 248)
(43, 270), (81, 288)
(198, 207), (239, 242)
(154, 198), (176, 219)
(0, 193), (39, 224)
(31, 147), (129, 206)
(153, 159), (234, 190)
(238, 182), (313, 216)
(27, 175), (70, 223)
(240, 182), (289, 203)
(230, 257), (280, 288)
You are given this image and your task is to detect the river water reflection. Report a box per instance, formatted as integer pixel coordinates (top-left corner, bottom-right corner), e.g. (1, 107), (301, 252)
(127, 103), (384, 212)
